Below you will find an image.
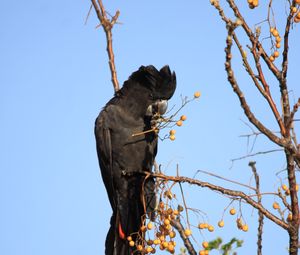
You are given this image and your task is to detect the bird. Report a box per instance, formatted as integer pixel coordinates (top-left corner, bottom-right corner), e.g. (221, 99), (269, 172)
(94, 65), (176, 255)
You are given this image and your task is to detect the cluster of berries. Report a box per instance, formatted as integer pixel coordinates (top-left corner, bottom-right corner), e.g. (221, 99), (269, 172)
(169, 91), (201, 141)
(127, 199), (183, 254)
(292, 1), (300, 23)
(273, 184), (299, 222)
(269, 27), (281, 62)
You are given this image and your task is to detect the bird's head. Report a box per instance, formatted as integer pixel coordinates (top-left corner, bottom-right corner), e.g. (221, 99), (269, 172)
(128, 65), (176, 116)
(130, 65), (176, 100)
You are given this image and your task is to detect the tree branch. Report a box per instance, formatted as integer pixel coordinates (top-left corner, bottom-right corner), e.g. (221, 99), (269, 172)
(249, 161), (263, 255)
(286, 151), (300, 255)
(122, 171), (288, 230)
(91, 0), (120, 92)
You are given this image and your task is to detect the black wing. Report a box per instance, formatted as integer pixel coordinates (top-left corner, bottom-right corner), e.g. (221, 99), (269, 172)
(95, 114), (116, 211)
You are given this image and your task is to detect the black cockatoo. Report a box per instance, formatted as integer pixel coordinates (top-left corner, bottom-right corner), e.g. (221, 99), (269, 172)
(94, 65), (176, 255)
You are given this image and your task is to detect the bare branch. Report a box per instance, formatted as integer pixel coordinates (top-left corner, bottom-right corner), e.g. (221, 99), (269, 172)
(249, 161), (263, 255)
(286, 151), (300, 254)
(91, 0), (120, 92)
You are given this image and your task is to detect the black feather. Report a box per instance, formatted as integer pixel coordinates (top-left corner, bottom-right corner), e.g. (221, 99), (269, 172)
(95, 65), (176, 255)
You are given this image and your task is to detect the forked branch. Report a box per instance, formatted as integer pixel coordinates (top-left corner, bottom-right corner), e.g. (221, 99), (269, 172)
(91, 0), (120, 92)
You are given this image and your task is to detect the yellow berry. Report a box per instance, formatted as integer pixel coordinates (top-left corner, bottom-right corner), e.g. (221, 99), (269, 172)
(194, 91), (201, 98)
(218, 220), (225, 227)
(202, 241), (209, 248)
(296, 0), (300, 4)
(276, 42), (281, 48)
(275, 36), (281, 43)
(252, 0), (258, 7)
(169, 129), (176, 135)
(292, 7), (297, 13)
(147, 222), (153, 230)
(273, 202), (280, 209)
(127, 236), (132, 241)
(167, 208), (173, 214)
(180, 115), (187, 121)
(173, 210), (179, 216)
(153, 239), (161, 245)
(170, 240), (176, 247)
(162, 241), (168, 248)
(242, 224), (249, 232)
(272, 29), (279, 37)
(208, 225), (214, 232)
(230, 208), (236, 215)
(159, 235), (165, 242)
(296, 184), (299, 192)
(164, 219), (170, 225)
(169, 231), (176, 238)
(269, 55), (275, 62)
(286, 189), (291, 196)
(247, 0), (253, 3)
(274, 51), (280, 58)
(169, 135), (175, 141)
(137, 244), (143, 251)
(129, 240), (135, 247)
(282, 184), (288, 191)
(198, 223), (207, 229)
(140, 225), (147, 232)
(287, 213), (293, 222)
(168, 243), (175, 252)
(184, 229), (192, 236)
(176, 120), (183, 126)
(165, 191), (173, 199)
(146, 246), (153, 253)
(199, 250), (206, 255)
(165, 224), (172, 231)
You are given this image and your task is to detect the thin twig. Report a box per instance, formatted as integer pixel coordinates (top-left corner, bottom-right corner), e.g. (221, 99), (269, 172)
(278, 188), (292, 211)
(249, 161), (263, 255)
(195, 169), (256, 191)
(231, 149), (283, 163)
(85, 4), (93, 25)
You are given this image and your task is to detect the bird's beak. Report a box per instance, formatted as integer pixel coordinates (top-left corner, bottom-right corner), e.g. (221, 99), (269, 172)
(156, 100), (168, 115)
(146, 100), (168, 116)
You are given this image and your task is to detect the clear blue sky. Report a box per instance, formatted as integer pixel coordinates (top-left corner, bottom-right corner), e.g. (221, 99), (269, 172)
(1, 1), (299, 254)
